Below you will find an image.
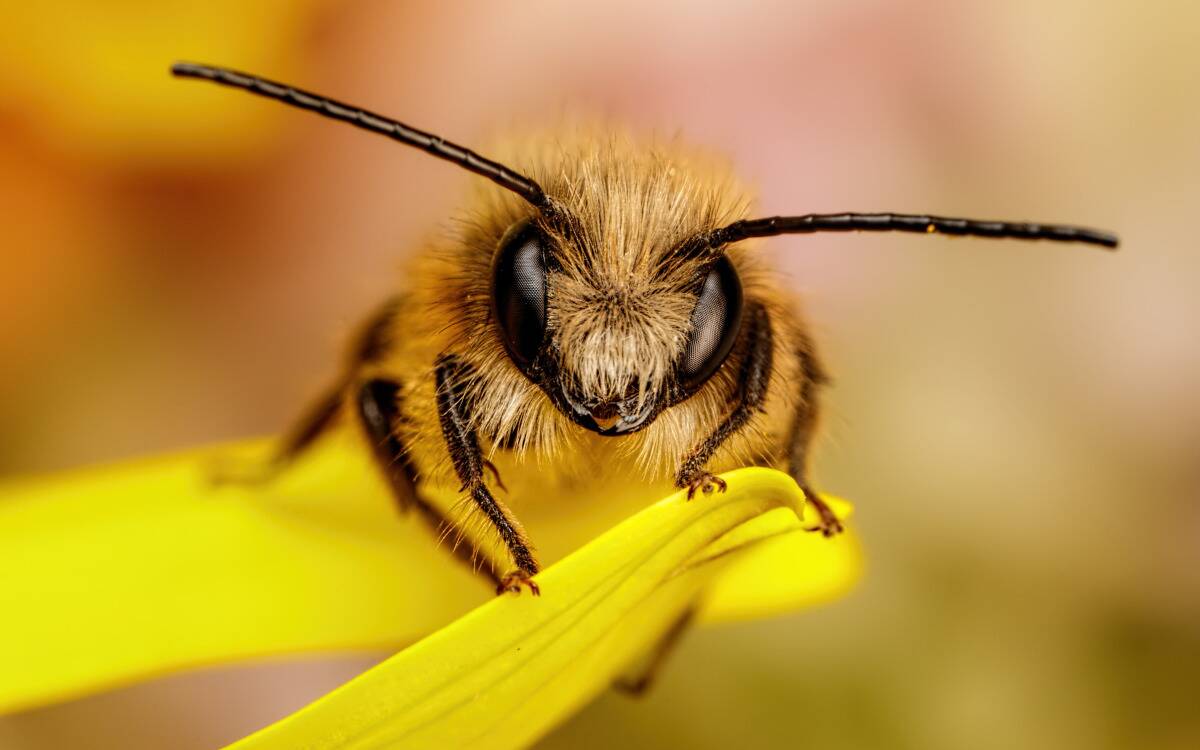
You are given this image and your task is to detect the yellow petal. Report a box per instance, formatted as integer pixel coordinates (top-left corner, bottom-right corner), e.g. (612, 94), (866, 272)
(0, 436), (473, 714)
(0, 437), (860, 717)
(0, 1), (329, 161)
(226, 466), (824, 750)
(699, 495), (861, 623)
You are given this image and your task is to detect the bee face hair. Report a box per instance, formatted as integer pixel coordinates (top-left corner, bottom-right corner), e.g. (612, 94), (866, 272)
(489, 135), (750, 436)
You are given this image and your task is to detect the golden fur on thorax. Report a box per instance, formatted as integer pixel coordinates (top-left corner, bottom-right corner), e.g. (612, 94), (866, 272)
(376, 128), (807, 500)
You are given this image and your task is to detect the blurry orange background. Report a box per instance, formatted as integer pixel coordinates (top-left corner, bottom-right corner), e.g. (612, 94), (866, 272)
(1, 1), (1197, 748)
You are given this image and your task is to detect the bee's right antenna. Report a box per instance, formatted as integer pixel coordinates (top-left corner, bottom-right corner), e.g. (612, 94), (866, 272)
(171, 62), (555, 212)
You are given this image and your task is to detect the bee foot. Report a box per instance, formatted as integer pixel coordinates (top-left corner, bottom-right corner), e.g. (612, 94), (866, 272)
(684, 472), (727, 501)
(497, 570), (541, 596)
(802, 493), (845, 537)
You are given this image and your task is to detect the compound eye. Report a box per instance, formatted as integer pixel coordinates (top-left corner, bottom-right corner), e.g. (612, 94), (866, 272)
(679, 255), (744, 391)
(492, 222), (548, 367)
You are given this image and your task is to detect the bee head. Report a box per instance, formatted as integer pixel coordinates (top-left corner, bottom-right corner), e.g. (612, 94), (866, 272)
(490, 140), (748, 436)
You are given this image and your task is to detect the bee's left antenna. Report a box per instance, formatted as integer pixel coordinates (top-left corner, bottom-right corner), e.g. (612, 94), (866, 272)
(709, 212), (1119, 250)
(171, 62), (551, 210)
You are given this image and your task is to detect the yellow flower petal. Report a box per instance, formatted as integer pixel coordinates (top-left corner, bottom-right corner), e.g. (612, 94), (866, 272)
(226, 466), (827, 750)
(0, 437), (860, 718)
(0, 1), (329, 161)
(699, 495), (861, 623)
(0, 437), (475, 714)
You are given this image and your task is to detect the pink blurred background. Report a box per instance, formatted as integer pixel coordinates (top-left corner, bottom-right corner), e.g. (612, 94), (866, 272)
(2, 1), (1197, 747)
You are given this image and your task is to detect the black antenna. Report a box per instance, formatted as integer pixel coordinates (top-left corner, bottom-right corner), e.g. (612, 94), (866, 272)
(170, 62), (551, 210)
(710, 212), (1119, 250)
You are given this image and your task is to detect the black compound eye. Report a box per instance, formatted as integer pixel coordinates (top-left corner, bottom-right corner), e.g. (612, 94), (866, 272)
(679, 255), (744, 391)
(492, 222), (548, 368)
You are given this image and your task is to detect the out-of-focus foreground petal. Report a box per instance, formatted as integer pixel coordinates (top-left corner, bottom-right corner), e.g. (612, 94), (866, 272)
(0, 438), (860, 719)
(0, 1), (330, 161)
(0, 437), (483, 715)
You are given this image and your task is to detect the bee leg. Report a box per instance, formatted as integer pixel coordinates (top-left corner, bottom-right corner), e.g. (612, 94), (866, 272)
(436, 355), (541, 596)
(785, 340), (843, 537)
(356, 379), (417, 514)
(357, 378), (504, 588)
(613, 605), (697, 696)
(674, 303), (773, 494)
(212, 297), (403, 485)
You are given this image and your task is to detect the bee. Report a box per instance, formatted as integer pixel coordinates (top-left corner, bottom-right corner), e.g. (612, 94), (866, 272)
(173, 63), (1118, 597)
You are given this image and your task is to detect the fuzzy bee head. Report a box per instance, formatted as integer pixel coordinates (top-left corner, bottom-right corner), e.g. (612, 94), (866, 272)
(489, 136), (749, 436)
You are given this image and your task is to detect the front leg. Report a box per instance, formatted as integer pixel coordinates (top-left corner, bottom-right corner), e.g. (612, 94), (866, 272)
(785, 337), (843, 537)
(436, 355), (541, 595)
(357, 379), (507, 587)
(674, 303), (773, 499)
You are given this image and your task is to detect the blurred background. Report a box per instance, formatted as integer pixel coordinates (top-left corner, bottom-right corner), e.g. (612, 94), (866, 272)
(1, 1), (1197, 748)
